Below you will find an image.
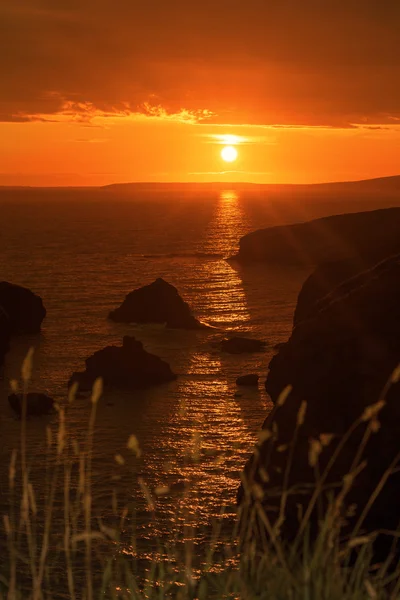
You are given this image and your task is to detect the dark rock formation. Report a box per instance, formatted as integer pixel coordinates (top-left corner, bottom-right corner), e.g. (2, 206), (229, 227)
(231, 207), (400, 265)
(239, 253), (400, 558)
(293, 259), (366, 325)
(68, 372), (94, 393)
(9, 393), (54, 417)
(109, 278), (206, 329)
(236, 374), (259, 386)
(0, 312), (10, 367)
(68, 335), (177, 390)
(0, 282), (46, 334)
(221, 337), (266, 354)
(273, 342), (287, 352)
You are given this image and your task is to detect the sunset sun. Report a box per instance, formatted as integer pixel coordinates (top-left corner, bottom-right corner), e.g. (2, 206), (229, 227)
(221, 145), (238, 163)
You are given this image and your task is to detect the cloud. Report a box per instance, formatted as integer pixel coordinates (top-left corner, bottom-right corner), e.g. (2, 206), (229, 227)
(1, 1), (400, 127)
(73, 138), (108, 143)
(202, 133), (276, 145)
(189, 171), (272, 176)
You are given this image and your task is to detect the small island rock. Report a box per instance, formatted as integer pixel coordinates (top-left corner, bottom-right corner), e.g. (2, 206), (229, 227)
(221, 337), (266, 354)
(108, 278), (206, 329)
(8, 393), (54, 417)
(236, 374), (259, 386)
(68, 335), (177, 390)
(0, 282), (46, 334)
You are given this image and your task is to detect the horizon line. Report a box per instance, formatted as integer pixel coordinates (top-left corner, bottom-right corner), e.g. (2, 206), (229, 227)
(0, 173), (400, 190)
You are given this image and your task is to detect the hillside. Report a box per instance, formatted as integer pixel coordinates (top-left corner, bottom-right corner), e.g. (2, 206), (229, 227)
(232, 206), (400, 266)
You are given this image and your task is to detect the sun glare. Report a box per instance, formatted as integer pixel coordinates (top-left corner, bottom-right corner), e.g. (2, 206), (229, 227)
(221, 146), (238, 162)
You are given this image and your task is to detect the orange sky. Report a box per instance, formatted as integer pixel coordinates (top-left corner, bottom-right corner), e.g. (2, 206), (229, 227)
(1, 1), (399, 186)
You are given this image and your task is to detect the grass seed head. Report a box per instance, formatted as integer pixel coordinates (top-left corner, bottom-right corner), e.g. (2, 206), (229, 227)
(127, 434), (142, 457)
(308, 438), (322, 467)
(258, 429), (272, 444)
(361, 400), (385, 422)
(390, 364), (400, 384)
(68, 381), (79, 403)
(114, 453), (125, 465)
(320, 433), (334, 447)
(91, 377), (103, 404)
(277, 384), (292, 407)
(21, 347), (35, 383)
(296, 400), (307, 426)
(10, 379), (19, 393)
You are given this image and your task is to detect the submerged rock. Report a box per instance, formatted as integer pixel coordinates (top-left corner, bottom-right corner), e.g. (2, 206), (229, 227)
(236, 374), (259, 386)
(8, 393), (54, 417)
(239, 253), (400, 559)
(0, 282), (46, 334)
(68, 335), (177, 390)
(108, 278), (206, 329)
(221, 337), (266, 354)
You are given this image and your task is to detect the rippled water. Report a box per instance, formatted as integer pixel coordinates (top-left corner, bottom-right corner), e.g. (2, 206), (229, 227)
(0, 187), (314, 586)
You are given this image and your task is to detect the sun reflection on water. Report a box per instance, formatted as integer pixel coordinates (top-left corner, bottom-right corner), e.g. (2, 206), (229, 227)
(139, 350), (263, 537)
(193, 190), (251, 328)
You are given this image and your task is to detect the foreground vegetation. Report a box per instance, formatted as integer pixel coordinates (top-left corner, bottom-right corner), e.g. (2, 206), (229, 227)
(2, 350), (400, 599)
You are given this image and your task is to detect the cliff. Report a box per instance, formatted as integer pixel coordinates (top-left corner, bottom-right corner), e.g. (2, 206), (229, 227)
(232, 207), (400, 265)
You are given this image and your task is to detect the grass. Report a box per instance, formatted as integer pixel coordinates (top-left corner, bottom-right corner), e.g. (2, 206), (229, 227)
(2, 350), (400, 599)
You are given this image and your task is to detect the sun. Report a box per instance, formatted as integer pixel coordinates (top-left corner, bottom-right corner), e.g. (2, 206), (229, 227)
(221, 145), (238, 163)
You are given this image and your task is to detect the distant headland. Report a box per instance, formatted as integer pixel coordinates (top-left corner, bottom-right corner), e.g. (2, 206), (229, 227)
(1, 174), (400, 192)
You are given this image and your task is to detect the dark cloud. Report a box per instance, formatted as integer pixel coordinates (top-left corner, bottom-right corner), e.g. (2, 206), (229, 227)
(1, 0), (399, 126)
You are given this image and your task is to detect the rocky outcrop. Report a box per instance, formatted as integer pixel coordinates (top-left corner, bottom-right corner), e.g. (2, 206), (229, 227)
(239, 253), (400, 558)
(221, 337), (266, 354)
(236, 374), (259, 386)
(0, 312), (10, 367)
(0, 282), (46, 334)
(0, 281), (44, 367)
(231, 207), (400, 265)
(109, 278), (206, 329)
(273, 342), (287, 352)
(8, 393), (54, 417)
(293, 259), (367, 325)
(68, 335), (177, 390)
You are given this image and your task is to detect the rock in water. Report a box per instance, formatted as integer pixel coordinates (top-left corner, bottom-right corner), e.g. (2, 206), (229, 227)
(108, 278), (206, 329)
(0, 282), (46, 333)
(8, 393), (54, 417)
(221, 337), (266, 354)
(236, 374), (259, 386)
(239, 253), (400, 559)
(68, 335), (177, 390)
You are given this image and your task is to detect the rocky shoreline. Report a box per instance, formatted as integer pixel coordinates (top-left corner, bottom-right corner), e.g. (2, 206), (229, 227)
(239, 246), (400, 559)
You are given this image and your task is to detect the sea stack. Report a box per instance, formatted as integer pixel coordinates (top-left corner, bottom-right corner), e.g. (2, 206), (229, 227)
(109, 278), (207, 329)
(8, 393), (54, 417)
(68, 335), (177, 390)
(0, 281), (46, 334)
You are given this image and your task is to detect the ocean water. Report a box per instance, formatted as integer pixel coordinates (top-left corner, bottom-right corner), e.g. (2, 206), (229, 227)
(0, 186), (325, 579)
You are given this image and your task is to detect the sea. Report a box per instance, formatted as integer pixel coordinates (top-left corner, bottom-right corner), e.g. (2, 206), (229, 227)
(0, 183), (396, 588)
